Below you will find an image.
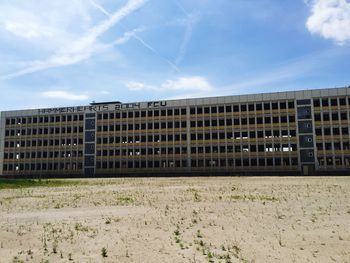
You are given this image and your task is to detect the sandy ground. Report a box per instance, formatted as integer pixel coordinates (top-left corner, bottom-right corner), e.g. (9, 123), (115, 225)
(0, 177), (350, 263)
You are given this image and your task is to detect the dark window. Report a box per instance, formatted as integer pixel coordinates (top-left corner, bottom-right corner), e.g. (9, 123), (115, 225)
(339, 98), (346, 105)
(340, 112), (347, 120)
(322, 99), (329, 107)
(313, 99), (320, 107)
(323, 113), (330, 121)
(333, 128), (340, 135)
(314, 114), (321, 121)
(331, 98), (338, 106)
(332, 113), (339, 121)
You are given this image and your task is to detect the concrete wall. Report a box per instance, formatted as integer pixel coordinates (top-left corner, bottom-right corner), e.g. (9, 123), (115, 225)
(1, 87), (349, 117)
(0, 112), (4, 175)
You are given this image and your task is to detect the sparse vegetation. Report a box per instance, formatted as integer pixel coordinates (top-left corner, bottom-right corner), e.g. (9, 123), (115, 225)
(0, 179), (89, 190)
(101, 247), (108, 258)
(0, 177), (349, 262)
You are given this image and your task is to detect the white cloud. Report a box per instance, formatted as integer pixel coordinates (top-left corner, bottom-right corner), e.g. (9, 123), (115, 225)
(127, 76), (213, 93)
(306, 0), (350, 44)
(4, 21), (54, 40)
(0, 0), (147, 80)
(126, 81), (153, 91)
(0, 1), (91, 50)
(161, 76), (212, 91)
(41, 91), (89, 101)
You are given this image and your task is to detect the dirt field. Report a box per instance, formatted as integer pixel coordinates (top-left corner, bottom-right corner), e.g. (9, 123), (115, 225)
(0, 177), (349, 263)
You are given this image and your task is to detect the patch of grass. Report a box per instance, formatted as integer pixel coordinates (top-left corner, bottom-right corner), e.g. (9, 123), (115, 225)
(196, 230), (203, 238)
(0, 179), (88, 190)
(116, 196), (134, 205)
(74, 223), (89, 232)
(174, 225), (180, 236)
(207, 250), (214, 262)
(101, 247), (108, 258)
(12, 257), (24, 263)
(230, 194), (278, 202)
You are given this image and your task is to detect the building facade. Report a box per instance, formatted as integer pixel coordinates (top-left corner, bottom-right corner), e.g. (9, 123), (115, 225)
(1, 87), (350, 177)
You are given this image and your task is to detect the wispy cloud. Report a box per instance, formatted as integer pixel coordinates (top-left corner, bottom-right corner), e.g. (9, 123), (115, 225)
(0, 1), (92, 51)
(141, 48), (348, 100)
(0, 0), (147, 80)
(220, 47), (348, 94)
(127, 76), (212, 92)
(41, 90), (89, 101)
(306, 0), (350, 45)
(4, 20), (54, 40)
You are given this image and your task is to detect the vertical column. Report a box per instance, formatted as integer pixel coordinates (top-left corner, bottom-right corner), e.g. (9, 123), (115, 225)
(186, 106), (191, 171)
(84, 113), (96, 177)
(296, 99), (315, 175)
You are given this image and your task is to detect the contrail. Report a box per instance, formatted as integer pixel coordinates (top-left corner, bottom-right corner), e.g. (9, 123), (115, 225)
(172, 0), (199, 68)
(89, 0), (111, 16)
(174, 14), (198, 66)
(173, 0), (189, 16)
(0, 0), (147, 80)
(90, 0), (180, 72)
(132, 34), (180, 72)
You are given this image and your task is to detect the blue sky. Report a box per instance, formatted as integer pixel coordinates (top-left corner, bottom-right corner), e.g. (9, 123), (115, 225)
(0, 0), (349, 110)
